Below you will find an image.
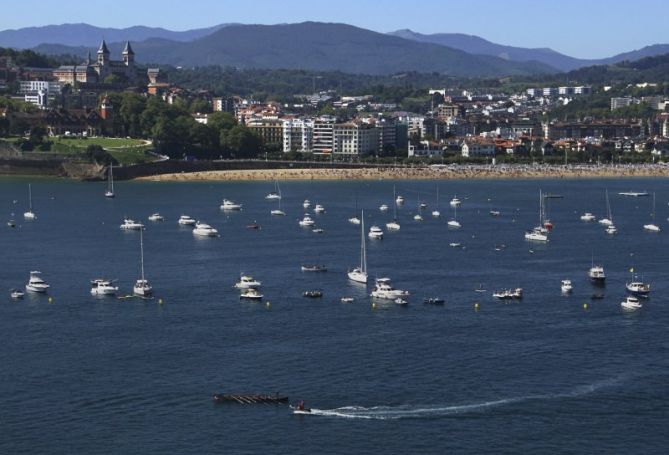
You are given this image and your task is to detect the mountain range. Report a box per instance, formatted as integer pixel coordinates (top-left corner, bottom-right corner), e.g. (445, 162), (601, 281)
(2, 22), (669, 76)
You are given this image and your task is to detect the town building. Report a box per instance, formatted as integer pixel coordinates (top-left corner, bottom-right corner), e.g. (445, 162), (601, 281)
(53, 40), (138, 86)
(408, 140), (442, 158)
(333, 122), (379, 157)
(312, 116), (336, 155)
(282, 119), (314, 153)
(246, 118), (284, 148)
(460, 138), (496, 157)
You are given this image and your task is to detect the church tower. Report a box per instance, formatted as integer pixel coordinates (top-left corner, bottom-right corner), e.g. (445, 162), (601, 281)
(122, 41), (135, 66)
(97, 40), (110, 65)
(100, 94), (113, 120)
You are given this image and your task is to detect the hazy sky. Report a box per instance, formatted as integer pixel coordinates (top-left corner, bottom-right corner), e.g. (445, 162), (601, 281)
(2, 0), (667, 59)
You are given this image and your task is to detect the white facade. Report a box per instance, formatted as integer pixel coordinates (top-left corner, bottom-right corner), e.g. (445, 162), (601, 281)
(283, 119), (314, 153)
(408, 141), (442, 157)
(333, 123), (379, 156)
(19, 80), (61, 94)
(461, 140), (496, 157)
(24, 89), (48, 108)
(312, 116), (336, 155)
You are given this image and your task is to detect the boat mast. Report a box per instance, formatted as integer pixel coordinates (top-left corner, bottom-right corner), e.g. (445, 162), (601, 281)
(109, 163), (114, 193)
(28, 184), (32, 211)
(139, 228), (145, 282)
(393, 186), (397, 220)
(360, 209), (366, 274)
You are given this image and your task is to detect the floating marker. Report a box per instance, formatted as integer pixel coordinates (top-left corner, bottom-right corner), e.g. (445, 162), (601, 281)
(474, 303), (480, 311)
(266, 301), (271, 308)
(372, 302), (377, 310)
(158, 298), (164, 305)
(48, 297), (53, 303)
(583, 303), (588, 310)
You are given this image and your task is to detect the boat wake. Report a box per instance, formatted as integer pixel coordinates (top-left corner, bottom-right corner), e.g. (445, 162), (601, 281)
(309, 376), (626, 420)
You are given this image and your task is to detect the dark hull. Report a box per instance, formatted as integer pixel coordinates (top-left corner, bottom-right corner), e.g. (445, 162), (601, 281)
(213, 393), (289, 404)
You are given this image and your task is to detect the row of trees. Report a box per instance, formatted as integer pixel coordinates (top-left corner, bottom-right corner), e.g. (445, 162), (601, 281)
(105, 93), (262, 159)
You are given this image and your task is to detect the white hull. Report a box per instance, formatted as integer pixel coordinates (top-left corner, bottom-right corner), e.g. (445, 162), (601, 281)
(643, 224), (661, 232)
(24, 211), (36, 220)
(447, 220), (461, 228)
(348, 269), (368, 284)
(26, 284), (49, 293)
(348, 217), (361, 225)
(525, 232), (548, 242)
(271, 210), (286, 216)
(386, 221), (400, 231)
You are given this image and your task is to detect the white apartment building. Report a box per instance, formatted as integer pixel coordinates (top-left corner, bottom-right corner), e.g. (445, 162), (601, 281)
(24, 89), (49, 108)
(333, 122), (379, 157)
(610, 97), (637, 110)
(283, 119), (314, 153)
(460, 139), (496, 157)
(19, 80), (61, 94)
(408, 140), (442, 158)
(312, 116), (336, 155)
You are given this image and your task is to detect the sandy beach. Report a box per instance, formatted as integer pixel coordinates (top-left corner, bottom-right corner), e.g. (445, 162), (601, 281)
(135, 164), (669, 182)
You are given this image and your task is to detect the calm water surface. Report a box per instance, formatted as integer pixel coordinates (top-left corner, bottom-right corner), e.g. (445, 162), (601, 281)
(1, 177), (668, 454)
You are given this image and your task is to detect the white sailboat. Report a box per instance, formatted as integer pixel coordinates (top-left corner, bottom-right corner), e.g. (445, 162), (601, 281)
(24, 184), (36, 220)
(386, 186), (401, 230)
(105, 163), (115, 198)
(133, 228), (152, 297)
(643, 192), (660, 232)
(598, 189), (614, 226)
(348, 194), (360, 224)
(265, 179), (282, 200)
(432, 186), (441, 217)
(447, 202), (461, 228)
(524, 190), (548, 242)
(348, 210), (368, 283)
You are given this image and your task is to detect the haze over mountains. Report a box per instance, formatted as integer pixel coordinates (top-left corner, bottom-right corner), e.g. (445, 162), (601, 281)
(2, 21), (668, 76)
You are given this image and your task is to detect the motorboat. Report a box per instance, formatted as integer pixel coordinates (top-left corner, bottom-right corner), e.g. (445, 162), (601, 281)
(580, 212), (596, 222)
(348, 210), (368, 283)
(379, 204), (389, 212)
(490, 210), (501, 217)
(313, 204), (325, 214)
(301, 265), (327, 272)
(298, 214), (315, 227)
(133, 229), (152, 297)
(148, 213), (164, 222)
(235, 275), (262, 289)
(24, 184), (37, 220)
(424, 298), (445, 305)
(290, 401), (312, 414)
(265, 192), (281, 200)
(303, 290), (323, 298)
(524, 229), (548, 242)
(220, 199), (242, 210)
(588, 264), (606, 285)
(605, 224), (617, 235)
(312, 228), (324, 234)
(414, 214), (423, 221)
(246, 222), (260, 229)
(10, 288), (24, 299)
(395, 297), (408, 305)
(240, 288), (263, 300)
(449, 196), (461, 207)
(447, 219), (461, 228)
(395, 195), (405, 204)
(492, 288), (523, 300)
(368, 225), (384, 239)
(598, 218), (613, 226)
(449, 242), (461, 248)
(386, 220), (401, 231)
(626, 281), (651, 296)
(432, 210), (441, 218)
(621, 296), (642, 310)
(105, 164), (115, 198)
(340, 297), (354, 303)
(271, 209), (286, 216)
(90, 279), (118, 296)
(619, 191), (649, 197)
(26, 271), (49, 293)
(192, 222), (219, 237)
(178, 215), (197, 226)
(561, 279), (573, 294)
(303, 199), (311, 209)
(370, 278), (409, 300)
(120, 218), (144, 230)
(348, 216), (361, 225)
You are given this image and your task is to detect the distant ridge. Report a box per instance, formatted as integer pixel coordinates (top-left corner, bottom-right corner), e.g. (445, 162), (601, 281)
(0, 23), (234, 49)
(388, 29), (669, 72)
(29, 21), (556, 76)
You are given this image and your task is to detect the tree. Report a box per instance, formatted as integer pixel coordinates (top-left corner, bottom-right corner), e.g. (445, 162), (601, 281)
(29, 126), (46, 144)
(207, 112), (237, 132)
(220, 125), (262, 159)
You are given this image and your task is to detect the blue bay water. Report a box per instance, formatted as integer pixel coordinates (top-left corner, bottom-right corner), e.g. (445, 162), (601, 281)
(1, 177), (668, 454)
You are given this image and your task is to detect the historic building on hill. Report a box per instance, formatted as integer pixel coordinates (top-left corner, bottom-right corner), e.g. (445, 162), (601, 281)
(53, 40), (138, 85)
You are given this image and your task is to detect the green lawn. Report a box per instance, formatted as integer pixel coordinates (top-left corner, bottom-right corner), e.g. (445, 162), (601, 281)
(53, 137), (147, 148)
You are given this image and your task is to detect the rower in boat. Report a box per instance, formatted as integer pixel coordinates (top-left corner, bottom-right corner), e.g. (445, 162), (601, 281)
(290, 400), (312, 414)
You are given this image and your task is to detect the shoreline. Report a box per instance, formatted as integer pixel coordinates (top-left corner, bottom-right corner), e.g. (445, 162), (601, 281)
(135, 164), (669, 182)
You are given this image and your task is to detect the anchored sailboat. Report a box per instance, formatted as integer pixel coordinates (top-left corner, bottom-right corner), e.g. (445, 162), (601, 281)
(643, 192), (660, 232)
(24, 184), (36, 220)
(386, 186), (401, 230)
(133, 228), (153, 297)
(348, 209), (368, 283)
(105, 163), (115, 198)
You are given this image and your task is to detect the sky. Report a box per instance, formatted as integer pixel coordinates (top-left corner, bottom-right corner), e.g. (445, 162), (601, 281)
(1, 0), (668, 59)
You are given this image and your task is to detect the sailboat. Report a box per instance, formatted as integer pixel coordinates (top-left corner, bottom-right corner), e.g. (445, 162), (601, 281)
(447, 202), (461, 228)
(348, 193), (361, 224)
(105, 164), (115, 198)
(598, 189), (613, 226)
(432, 186), (441, 217)
(524, 190), (548, 242)
(270, 181), (286, 216)
(348, 209), (368, 283)
(386, 186), (401, 230)
(133, 228), (153, 297)
(24, 184), (36, 220)
(266, 179), (281, 200)
(643, 192), (660, 232)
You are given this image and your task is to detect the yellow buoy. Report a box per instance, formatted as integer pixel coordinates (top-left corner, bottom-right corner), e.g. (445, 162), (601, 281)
(266, 301), (271, 308)
(474, 303), (480, 311)
(372, 302), (377, 309)
(158, 298), (164, 305)
(48, 297), (53, 303)
(583, 303), (588, 310)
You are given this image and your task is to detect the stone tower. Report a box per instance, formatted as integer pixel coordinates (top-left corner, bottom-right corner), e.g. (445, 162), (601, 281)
(97, 40), (110, 65)
(122, 41), (134, 66)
